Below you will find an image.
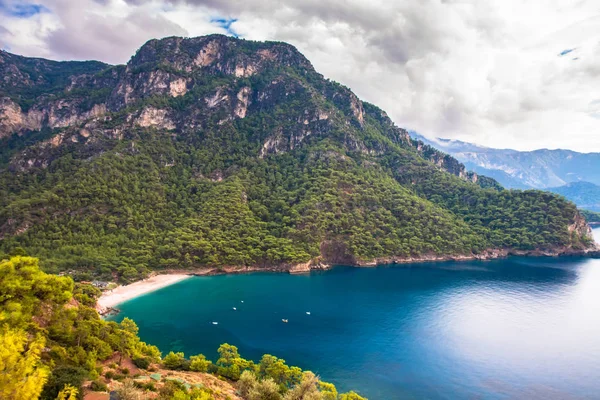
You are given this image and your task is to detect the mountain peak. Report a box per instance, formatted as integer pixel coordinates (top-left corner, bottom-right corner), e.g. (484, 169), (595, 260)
(129, 34), (315, 76)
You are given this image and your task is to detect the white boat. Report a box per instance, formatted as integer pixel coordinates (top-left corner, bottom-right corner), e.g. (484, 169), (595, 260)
(306, 312), (311, 315)
(212, 322), (218, 325)
(233, 307), (237, 310)
(282, 319), (288, 323)
(241, 300), (244, 303)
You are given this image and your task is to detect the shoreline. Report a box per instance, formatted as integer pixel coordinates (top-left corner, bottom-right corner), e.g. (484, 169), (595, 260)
(96, 274), (192, 314)
(96, 245), (600, 315)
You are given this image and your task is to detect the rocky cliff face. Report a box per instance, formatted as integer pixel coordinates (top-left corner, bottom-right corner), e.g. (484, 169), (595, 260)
(0, 49), (111, 139)
(569, 210), (595, 245)
(0, 35), (477, 183)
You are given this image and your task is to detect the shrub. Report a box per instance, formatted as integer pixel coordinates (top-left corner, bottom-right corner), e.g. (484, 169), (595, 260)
(115, 379), (143, 400)
(134, 381), (157, 392)
(238, 370), (258, 398)
(162, 351), (190, 370)
(40, 366), (87, 400)
(189, 354), (211, 372)
(90, 380), (108, 392)
(158, 380), (187, 398)
(132, 357), (150, 369)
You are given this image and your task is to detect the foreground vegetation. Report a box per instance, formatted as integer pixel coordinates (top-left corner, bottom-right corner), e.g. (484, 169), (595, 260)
(0, 256), (366, 399)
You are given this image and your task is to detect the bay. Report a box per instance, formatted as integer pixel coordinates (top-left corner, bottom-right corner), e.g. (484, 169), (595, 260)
(109, 228), (600, 399)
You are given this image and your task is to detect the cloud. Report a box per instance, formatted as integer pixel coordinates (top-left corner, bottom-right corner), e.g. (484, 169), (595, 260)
(41, 0), (189, 63)
(1, 0), (600, 152)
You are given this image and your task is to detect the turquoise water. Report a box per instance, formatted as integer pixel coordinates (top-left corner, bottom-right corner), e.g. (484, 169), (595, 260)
(110, 230), (600, 399)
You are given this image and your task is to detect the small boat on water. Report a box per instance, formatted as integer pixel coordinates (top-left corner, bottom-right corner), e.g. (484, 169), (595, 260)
(241, 300), (244, 303)
(306, 312), (311, 315)
(282, 319), (289, 323)
(212, 322), (218, 325)
(233, 307), (237, 310)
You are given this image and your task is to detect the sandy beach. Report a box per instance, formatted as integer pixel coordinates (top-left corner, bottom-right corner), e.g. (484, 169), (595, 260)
(96, 274), (192, 311)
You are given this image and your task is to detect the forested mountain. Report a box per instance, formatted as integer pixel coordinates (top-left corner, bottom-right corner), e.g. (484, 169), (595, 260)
(410, 133), (600, 189)
(548, 181), (600, 212)
(0, 35), (595, 282)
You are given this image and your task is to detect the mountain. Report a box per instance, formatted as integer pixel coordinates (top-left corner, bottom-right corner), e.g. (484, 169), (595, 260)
(0, 35), (594, 281)
(547, 181), (600, 212)
(410, 133), (600, 189)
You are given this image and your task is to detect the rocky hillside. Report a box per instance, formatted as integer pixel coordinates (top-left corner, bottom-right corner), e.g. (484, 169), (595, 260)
(0, 35), (594, 280)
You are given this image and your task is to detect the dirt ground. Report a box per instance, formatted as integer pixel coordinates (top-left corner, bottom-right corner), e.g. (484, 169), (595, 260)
(89, 353), (241, 400)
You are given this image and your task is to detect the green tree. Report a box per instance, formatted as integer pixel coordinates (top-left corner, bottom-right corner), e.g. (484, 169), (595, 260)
(318, 381), (338, 400)
(0, 256), (73, 326)
(216, 343), (253, 380)
(0, 326), (49, 400)
(238, 370), (259, 398)
(248, 377), (282, 400)
(189, 354), (211, 372)
(41, 366), (87, 400)
(55, 384), (78, 400)
(339, 391), (367, 400)
(283, 371), (322, 400)
(163, 351), (189, 370)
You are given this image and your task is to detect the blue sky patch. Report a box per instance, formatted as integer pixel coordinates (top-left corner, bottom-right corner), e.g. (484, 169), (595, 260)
(211, 17), (239, 37)
(558, 48), (575, 56)
(0, 2), (49, 18)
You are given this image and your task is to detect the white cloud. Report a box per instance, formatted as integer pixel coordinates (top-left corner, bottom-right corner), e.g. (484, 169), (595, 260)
(1, 0), (599, 151)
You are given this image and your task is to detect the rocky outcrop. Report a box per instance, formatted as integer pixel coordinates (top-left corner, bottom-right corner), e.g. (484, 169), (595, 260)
(105, 35), (314, 112)
(288, 259), (331, 274)
(134, 107), (176, 130)
(569, 210), (594, 242)
(0, 97), (107, 138)
(234, 87), (251, 118)
(0, 97), (41, 137)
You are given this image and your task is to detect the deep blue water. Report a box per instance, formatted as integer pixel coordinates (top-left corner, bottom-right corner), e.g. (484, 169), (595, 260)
(109, 229), (600, 399)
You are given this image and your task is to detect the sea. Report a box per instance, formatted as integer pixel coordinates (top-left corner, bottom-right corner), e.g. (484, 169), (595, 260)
(108, 227), (600, 399)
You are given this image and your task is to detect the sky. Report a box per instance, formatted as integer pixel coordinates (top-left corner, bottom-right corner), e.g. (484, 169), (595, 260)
(1, 0), (599, 152)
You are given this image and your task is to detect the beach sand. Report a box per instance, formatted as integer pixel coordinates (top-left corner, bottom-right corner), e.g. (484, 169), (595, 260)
(96, 274), (192, 311)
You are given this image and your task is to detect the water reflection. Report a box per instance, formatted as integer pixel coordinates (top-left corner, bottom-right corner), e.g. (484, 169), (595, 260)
(429, 256), (600, 399)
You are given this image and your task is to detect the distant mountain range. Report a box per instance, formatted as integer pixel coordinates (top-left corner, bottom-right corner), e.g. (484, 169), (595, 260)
(547, 182), (600, 212)
(410, 133), (600, 189)
(410, 133), (600, 212)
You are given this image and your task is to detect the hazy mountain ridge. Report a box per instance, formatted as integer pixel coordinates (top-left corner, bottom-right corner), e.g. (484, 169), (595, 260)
(410, 132), (600, 189)
(547, 181), (600, 212)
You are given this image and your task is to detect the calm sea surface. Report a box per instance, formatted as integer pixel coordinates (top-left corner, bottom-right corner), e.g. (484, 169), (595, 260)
(109, 228), (600, 399)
